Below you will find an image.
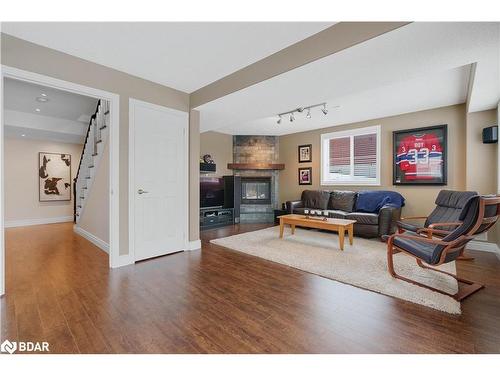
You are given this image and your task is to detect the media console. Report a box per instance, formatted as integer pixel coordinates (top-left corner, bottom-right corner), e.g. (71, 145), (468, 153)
(200, 207), (234, 230)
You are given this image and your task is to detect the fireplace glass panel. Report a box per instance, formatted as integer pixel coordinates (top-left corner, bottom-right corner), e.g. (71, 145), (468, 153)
(241, 178), (271, 204)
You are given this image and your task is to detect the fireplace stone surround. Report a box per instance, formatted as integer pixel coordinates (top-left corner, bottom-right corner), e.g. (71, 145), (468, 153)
(231, 136), (280, 223)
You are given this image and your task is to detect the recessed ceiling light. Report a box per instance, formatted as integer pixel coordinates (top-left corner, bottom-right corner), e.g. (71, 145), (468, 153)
(35, 108), (41, 112)
(36, 96), (49, 103)
(40, 93), (47, 97)
(21, 134), (26, 137)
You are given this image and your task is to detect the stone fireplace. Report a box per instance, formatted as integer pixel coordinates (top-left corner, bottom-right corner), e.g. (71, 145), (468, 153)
(230, 136), (281, 223)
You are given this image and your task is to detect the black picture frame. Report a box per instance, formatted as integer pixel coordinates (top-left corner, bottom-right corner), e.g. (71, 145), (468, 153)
(393, 124), (448, 185)
(298, 144), (312, 163)
(298, 167), (312, 185)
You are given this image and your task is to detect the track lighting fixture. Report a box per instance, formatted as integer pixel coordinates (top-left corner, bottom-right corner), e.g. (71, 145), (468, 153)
(276, 102), (334, 125)
(321, 104), (328, 115)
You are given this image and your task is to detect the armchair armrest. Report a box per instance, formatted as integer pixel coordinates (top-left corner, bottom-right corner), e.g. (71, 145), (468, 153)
(285, 200), (303, 214)
(427, 222), (462, 229)
(399, 216), (428, 221)
(378, 205), (402, 237)
(418, 222), (462, 238)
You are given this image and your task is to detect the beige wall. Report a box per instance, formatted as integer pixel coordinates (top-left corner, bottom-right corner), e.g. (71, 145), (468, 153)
(1, 33), (193, 255)
(200, 131), (233, 177)
(78, 141), (109, 244)
(4, 137), (81, 223)
(189, 110), (200, 242)
(466, 109), (498, 194)
(279, 104), (467, 218)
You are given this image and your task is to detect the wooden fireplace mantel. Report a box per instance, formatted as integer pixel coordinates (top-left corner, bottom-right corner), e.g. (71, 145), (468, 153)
(227, 163), (285, 170)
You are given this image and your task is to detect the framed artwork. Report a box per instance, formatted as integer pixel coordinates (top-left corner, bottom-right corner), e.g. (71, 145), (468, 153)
(39, 152), (72, 202)
(298, 144), (312, 163)
(298, 167), (312, 185)
(393, 124), (447, 185)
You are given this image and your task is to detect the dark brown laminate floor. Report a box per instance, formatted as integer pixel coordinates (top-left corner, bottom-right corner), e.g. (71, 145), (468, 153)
(1, 222), (500, 353)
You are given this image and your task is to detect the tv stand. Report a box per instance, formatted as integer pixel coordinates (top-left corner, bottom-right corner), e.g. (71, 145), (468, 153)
(200, 207), (234, 230)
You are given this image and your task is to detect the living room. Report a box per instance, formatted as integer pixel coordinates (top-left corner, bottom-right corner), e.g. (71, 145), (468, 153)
(1, 2), (500, 372)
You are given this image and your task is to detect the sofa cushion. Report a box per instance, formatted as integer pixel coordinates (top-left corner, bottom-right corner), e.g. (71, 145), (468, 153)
(301, 190), (330, 210)
(329, 190), (357, 212)
(324, 210), (347, 219)
(346, 212), (379, 225)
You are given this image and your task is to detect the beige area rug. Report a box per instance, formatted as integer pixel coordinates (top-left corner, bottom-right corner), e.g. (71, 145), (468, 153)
(211, 226), (461, 314)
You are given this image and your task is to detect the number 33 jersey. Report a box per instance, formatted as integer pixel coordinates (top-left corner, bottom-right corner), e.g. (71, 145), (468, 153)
(396, 133), (443, 180)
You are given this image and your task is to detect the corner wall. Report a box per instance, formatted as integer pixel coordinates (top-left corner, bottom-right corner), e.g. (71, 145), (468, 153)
(1, 33), (193, 256)
(279, 104), (467, 218)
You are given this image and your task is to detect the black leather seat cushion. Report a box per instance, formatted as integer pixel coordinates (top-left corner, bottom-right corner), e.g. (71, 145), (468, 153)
(324, 210), (347, 219)
(329, 190), (357, 212)
(346, 212), (378, 225)
(426, 190), (477, 230)
(397, 221), (421, 233)
(393, 235), (436, 264)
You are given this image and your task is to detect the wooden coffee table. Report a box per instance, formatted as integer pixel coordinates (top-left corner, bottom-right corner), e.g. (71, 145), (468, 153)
(278, 214), (356, 251)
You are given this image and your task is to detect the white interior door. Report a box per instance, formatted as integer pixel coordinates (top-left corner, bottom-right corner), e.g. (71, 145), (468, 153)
(130, 99), (188, 261)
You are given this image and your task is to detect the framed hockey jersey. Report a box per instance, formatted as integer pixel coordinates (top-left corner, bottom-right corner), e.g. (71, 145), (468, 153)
(393, 124), (447, 185)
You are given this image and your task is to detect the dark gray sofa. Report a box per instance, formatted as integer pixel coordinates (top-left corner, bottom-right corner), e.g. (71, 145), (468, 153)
(285, 190), (403, 238)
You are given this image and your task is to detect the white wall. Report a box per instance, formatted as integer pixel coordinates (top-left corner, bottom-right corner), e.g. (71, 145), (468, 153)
(4, 137), (82, 226)
(78, 141), (109, 245)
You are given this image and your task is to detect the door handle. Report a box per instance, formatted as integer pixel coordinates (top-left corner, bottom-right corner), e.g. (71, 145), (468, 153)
(138, 189), (149, 195)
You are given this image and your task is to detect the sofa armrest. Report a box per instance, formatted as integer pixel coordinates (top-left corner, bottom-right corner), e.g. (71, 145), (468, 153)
(378, 205), (402, 237)
(285, 200), (303, 213)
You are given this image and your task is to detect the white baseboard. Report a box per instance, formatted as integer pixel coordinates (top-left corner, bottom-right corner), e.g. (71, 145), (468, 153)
(186, 239), (201, 251)
(5, 216), (73, 228)
(467, 240), (500, 259)
(73, 225), (109, 254)
(110, 254), (134, 268)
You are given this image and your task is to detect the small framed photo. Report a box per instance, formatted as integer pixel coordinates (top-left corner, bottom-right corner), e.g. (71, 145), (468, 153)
(298, 144), (312, 163)
(298, 167), (312, 185)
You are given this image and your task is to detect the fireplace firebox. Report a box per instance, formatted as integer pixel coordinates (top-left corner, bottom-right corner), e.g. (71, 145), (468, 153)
(241, 177), (271, 204)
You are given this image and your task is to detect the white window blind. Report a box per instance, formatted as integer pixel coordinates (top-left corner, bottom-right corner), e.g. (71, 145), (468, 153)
(321, 125), (380, 185)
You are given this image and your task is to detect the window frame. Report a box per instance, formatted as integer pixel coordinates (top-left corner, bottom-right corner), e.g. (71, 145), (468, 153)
(320, 125), (381, 186)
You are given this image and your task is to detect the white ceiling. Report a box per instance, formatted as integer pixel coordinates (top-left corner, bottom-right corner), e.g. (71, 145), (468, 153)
(196, 22), (500, 136)
(3, 78), (98, 143)
(2, 22), (333, 93)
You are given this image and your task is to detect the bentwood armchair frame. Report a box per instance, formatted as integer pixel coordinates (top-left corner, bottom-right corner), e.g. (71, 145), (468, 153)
(387, 195), (500, 301)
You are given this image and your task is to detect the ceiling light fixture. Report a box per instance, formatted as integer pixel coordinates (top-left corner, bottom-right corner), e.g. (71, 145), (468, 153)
(277, 102), (332, 124)
(21, 134), (26, 137)
(36, 96), (49, 103)
(321, 104), (328, 115)
(40, 93), (47, 97)
(35, 108), (41, 112)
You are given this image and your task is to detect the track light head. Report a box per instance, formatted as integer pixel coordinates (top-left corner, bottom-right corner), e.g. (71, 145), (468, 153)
(321, 104), (328, 115)
(290, 113), (295, 122)
(306, 108), (311, 119)
(277, 115), (282, 125)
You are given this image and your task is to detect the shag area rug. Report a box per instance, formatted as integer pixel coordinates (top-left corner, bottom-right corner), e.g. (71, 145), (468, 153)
(210, 226), (460, 314)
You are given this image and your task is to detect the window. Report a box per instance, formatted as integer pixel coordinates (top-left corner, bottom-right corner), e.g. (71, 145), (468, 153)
(321, 125), (381, 185)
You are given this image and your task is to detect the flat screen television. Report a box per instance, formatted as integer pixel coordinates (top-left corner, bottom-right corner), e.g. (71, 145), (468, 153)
(200, 177), (225, 208)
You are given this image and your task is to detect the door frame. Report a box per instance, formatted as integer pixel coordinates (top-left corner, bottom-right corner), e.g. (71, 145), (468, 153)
(0, 65), (121, 296)
(128, 98), (189, 262)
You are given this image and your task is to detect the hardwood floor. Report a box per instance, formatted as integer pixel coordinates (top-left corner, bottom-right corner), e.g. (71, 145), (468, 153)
(2, 222), (500, 353)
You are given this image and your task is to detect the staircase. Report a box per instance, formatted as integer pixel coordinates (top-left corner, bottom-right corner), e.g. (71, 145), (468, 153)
(73, 99), (110, 223)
